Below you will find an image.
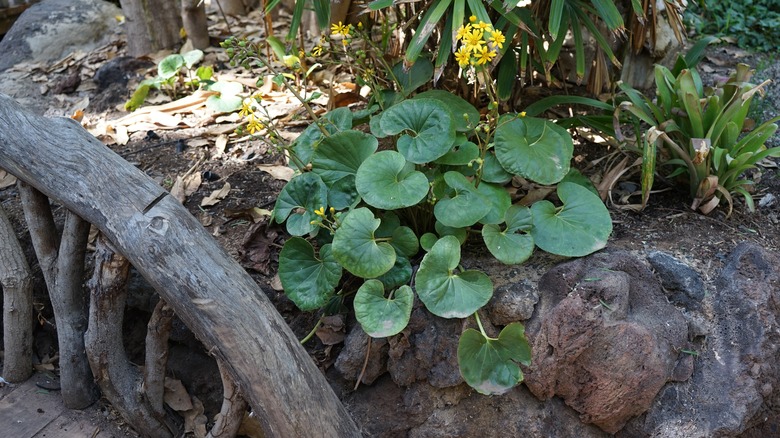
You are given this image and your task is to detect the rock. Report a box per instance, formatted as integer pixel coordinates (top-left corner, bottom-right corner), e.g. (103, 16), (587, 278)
(647, 251), (706, 309)
(488, 278), (538, 325)
(621, 242), (780, 437)
(523, 250), (691, 434)
(0, 0), (121, 72)
(386, 305), (462, 389)
(334, 324), (388, 385)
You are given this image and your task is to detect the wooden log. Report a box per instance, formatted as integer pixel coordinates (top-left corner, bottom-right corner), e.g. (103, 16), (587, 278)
(0, 93), (361, 437)
(0, 203), (33, 382)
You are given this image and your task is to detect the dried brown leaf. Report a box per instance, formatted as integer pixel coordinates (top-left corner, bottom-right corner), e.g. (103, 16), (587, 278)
(256, 164), (294, 181)
(164, 378), (193, 412)
(200, 182), (231, 207)
(316, 315), (346, 345)
(171, 172), (203, 203)
(0, 170), (17, 189)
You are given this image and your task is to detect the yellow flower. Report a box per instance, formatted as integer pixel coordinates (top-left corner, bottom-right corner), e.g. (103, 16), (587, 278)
(519, 111), (527, 118)
(489, 29), (506, 49)
(329, 207), (335, 214)
(475, 20), (491, 32)
(464, 29), (485, 53)
(475, 46), (496, 65)
(314, 206), (326, 217)
(312, 45), (323, 57)
(331, 21), (348, 36)
(238, 100), (254, 117)
(455, 24), (472, 41)
(246, 115), (264, 134)
(454, 45), (472, 68)
(469, 15), (477, 23)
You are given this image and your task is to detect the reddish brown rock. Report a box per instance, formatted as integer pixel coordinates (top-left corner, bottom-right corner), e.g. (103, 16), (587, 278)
(523, 251), (691, 434)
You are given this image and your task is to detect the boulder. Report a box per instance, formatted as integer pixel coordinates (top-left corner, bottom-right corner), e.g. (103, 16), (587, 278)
(523, 251), (692, 433)
(621, 242), (780, 437)
(0, 0), (121, 72)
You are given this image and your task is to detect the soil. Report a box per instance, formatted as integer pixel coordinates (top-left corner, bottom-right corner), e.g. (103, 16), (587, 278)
(1, 12), (780, 437)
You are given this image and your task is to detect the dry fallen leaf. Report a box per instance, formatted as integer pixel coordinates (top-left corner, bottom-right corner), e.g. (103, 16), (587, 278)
(114, 124), (129, 146)
(170, 172), (203, 204)
(183, 395), (208, 438)
(164, 378), (194, 412)
(257, 164), (294, 181)
(200, 182), (231, 207)
(316, 315), (346, 345)
(214, 134), (228, 156)
(0, 170), (17, 189)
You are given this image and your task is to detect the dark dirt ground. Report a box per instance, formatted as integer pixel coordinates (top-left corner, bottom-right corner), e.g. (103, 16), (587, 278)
(1, 11), (780, 437)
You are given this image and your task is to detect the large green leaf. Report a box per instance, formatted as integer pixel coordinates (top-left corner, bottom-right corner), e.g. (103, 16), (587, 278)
(433, 172), (491, 228)
(206, 81), (244, 113)
(158, 54), (185, 79)
(415, 90), (480, 132)
(482, 205), (535, 264)
(356, 150), (429, 209)
(278, 238), (342, 311)
(434, 138), (480, 165)
(292, 107), (353, 166)
(380, 99), (456, 164)
(494, 116), (574, 184)
(480, 151), (513, 184)
(312, 130), (378, 186)
(530, 182), (612, 256)
(354, 280), (414, 338)
(391, 226), (419, 257)
(392, 58), (434, 96)
(376, 255), (413, 289)
(273, 172), (328, 236)
(476, 182), (511, 225)
(458, 322), (532, 395)
(416, 236), (493, 318)
(332, 208), (396, 278)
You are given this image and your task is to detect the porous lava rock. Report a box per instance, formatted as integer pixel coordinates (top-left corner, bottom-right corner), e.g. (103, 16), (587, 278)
(523, 250), (692, 433)
(621, 243), (780, 437)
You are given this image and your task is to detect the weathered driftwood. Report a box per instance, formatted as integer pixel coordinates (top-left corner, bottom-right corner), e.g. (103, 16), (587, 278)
(0, 94), (360, 436)
(18, 182), (100, 408)
(0, 203), (33, 382)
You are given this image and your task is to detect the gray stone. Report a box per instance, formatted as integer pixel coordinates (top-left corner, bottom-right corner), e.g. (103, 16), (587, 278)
(620, 243), (780, 437)
(0, 0), (121, 72)
(523, 250), (692, 434)
(647, 251), (706, 309)
(488, 278), (538, 325)
(334, 324), (388, 386)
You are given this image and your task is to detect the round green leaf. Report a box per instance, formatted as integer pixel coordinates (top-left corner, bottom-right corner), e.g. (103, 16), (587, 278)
(376, 255), (413, 289)
(380, 99), (456, 164)
(420, 233), (438, 251)
(292, 107), (353, 166)
(482, 226), (534, 265)
(206, 81), (244, 113)
(182, 49), (204, 69)
(458, 322), (532, 395)
(476, 182), (511, 225)
(415, 90), (480, 132)
(434, 140), (480, 165)
(495, 117), (574, 185)
(312, 130), (378, 186)
(375, 211), (401, 238)
(273, 173), (328, 236)
(480, 151), (513, 184)
(355, 280), (414, 338)
(158, 54), (185, 79)
(530, 182), (612, 257)
(356, 150), (429, 209)
(560, 168), (599, 197)
(278, 239), (342, 311)
(415, 236), (493, 318)
(433, 172), (491, 228)
(391, 226), (419, 257)
(327, 175), (359, 210)
(332, 208), (396, 278)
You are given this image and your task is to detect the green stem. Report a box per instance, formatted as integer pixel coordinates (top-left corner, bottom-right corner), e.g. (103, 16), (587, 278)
(474, 311), (488, 338)
(299, 316), (324, 345)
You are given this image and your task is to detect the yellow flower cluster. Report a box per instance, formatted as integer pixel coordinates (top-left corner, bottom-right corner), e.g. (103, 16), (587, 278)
(330, 21), (353, 47)
(454, 16), (505, 69)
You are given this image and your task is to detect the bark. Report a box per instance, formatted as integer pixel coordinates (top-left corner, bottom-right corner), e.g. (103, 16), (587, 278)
(17, 183), (99, 409)
(0, 94), (360, 437)
(0, 202), (33, 383)
(207, 359), (248, 438)
(84, 236), (175, 438)
(119, 0), (183, 57)
(181, 0), (210, 50)
(144, 297), (174, 418)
